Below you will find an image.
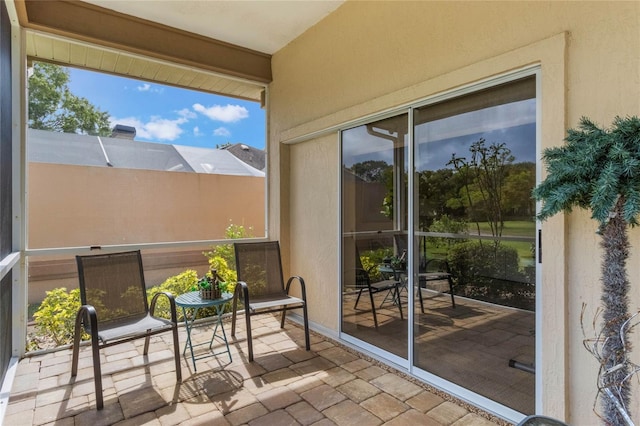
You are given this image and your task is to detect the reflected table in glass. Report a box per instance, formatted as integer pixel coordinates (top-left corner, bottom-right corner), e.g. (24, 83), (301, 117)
(175, 291), (233, 371)
(377, 265), (407, 307)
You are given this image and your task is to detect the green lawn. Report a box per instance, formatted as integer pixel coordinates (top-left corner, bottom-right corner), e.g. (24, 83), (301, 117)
(474, 220), (535, 237)
(425, 220), (536, 267)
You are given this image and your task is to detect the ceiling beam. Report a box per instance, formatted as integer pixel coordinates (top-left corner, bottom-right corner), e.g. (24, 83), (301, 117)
(16, 0), (272, 84)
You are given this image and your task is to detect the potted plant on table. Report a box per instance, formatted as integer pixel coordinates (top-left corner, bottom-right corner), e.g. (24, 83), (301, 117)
(533, 116), (640, 425)
(195, 269), (229, 300)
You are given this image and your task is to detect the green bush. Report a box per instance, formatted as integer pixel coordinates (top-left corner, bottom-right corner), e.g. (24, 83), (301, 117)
(447, 241), (534, 310)
(202, 223), (253, 293)
(147, 269), (213, 320)
(32, 287), (85, 346)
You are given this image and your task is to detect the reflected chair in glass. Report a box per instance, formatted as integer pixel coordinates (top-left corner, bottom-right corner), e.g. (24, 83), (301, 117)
(231, 241), (310, 362)
(72, 250), (181, 410)
(393, 233), (455, 311)
(418, 258), (456, 311)
(353, 251), (404, 329)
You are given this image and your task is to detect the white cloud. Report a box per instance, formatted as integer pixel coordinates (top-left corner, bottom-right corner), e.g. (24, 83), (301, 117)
(136, 83), (163, 93)
(193, 103), (249, 123)
(177, 108), (197, 120)
(213, 127), (231, 137)
(110, 115), (187, 141)
(193, 126), (203, 137)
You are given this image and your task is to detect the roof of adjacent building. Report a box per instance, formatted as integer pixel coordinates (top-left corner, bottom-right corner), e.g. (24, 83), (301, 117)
(27, 128), (265, 177)
(221, 143), (266, 172)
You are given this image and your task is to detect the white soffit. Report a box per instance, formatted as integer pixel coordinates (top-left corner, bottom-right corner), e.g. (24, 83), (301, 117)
(26, 31), (266, 102)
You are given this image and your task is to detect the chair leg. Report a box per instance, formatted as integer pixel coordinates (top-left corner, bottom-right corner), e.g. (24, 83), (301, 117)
(143, 335), (151, 355)
(71, 310), (84, 377)
(395, 284), (404, 320)
(302, 303), (310, 351)
(244, 305), (254, 362)
(231, 294), (239, 337)
(354, 288), (364, 309)
(280, 307), (286, 329)
(418, 279), (425, 314)
(368, 288), (379, 329)
(447, 276), (456, 308)
(90, 333), (104, 410)
(172, 324), (182, 382)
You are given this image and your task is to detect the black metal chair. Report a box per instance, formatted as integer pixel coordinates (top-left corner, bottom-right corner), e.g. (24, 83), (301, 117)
(231, 241), (310, 361)
(393, 233), (455, 311)
(353, 249), (404, 329)
(72, 250), (181, 410)
(418, 258), (456, 312)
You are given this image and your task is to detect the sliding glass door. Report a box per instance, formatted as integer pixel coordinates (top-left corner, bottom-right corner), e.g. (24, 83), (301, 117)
(341, 74), (538, 414)
(341, 114), (408, 359)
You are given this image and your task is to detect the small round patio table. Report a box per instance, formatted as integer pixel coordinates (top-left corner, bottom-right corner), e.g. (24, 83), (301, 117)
(175, 291), (233, 371)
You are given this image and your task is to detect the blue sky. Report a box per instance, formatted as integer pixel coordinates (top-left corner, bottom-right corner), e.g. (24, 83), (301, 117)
(67, 67), (266, 149)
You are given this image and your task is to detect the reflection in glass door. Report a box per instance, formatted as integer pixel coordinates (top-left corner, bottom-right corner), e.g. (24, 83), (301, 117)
(413, 76), (537, 413)
(340, 75), (537, 415)
(341, 114), (408, 359)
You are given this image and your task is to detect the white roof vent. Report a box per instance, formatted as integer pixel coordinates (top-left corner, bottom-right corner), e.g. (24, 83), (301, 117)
(240, 144), (250, 150)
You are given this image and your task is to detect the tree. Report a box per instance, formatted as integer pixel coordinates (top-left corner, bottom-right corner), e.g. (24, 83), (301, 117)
(28, 62), (111, 136)
(350, 160), (391, 182)
(533, 116), (640, 425)
(448, 138), (514, 239)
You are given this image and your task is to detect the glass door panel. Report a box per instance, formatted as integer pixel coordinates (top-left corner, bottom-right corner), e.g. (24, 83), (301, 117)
(413, 77), (537, 414)
(341, 114), (408, 359)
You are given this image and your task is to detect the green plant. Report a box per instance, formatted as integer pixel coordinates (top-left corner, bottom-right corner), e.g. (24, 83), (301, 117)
(447, 241), (532, 310)
(533, 116), (640, 425)
(32, 287), (86, 346)
(203, 223), (254, 294)
(146, 269), (218, 320)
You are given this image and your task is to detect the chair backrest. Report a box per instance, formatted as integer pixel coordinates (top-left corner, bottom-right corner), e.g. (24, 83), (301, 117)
(76, 250), (149, 331)
(234, 241), (286, 297)
(354, 246), (370, 289)
(394, 233), (428, 272)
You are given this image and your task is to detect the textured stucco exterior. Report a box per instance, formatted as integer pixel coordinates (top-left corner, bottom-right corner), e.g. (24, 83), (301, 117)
(28, 163), (265, 248)
(268, 1), (640, 424)
(27, 163), (265, 303)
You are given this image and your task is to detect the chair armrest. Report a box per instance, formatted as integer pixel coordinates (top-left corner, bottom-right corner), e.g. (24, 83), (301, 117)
(75, 304), (98, 335)
(285, 276), (307, 302)
(72, 304), (99, 377)
(233, 281), (250, 303)
(150, 291), (178, 324)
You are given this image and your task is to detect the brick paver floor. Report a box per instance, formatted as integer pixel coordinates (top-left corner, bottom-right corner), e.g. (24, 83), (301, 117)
(5, 313), (508, 425)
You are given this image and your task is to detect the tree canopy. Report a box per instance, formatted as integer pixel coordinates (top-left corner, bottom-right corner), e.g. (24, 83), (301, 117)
(533, 116), (640, 228)
(28, 62), (111, 136)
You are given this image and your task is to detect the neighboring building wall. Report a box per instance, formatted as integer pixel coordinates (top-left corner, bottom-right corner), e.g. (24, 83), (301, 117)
(27, 162), (265, 302)
(268, 1), (639, 424)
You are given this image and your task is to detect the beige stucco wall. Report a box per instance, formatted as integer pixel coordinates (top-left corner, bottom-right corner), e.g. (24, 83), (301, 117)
(27, 163), (265, 303)
(269, 1), (640, 423)
(29, 163), (265, 247)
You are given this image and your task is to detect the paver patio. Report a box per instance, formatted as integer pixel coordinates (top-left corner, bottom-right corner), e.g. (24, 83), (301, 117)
(5, 313), (509, 425)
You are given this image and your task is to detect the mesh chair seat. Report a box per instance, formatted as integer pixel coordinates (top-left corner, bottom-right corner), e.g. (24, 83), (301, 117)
(97, 314), (175, 343)
(247, 295), (305, 312)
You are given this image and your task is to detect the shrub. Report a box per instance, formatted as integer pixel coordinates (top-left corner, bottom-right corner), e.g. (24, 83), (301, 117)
(146, 269), (215, 320)
(447, 241), (533, 310)
(32, 287), (86, 346)
(203, 223), (253, 294)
